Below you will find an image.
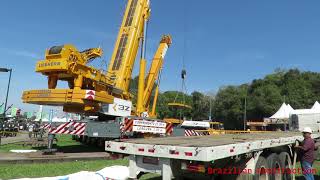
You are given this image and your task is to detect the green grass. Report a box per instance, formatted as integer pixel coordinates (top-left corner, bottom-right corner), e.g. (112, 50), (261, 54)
(0, 159), (129, 180)
(4, 135), (320, 179)
(0, 143), (40, 153)
(140, 173), (161, 180)
(0, 135), (161, 179)
(0, 135), (101, 153)
(56, 134), (81, 146)
(1, 159), (319, 180)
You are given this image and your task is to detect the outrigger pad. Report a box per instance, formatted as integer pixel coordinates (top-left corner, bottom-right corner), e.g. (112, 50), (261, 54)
(42, 148), (57, 155)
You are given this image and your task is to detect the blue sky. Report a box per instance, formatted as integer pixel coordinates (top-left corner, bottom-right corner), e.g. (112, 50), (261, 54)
(1, 0), (320, 112)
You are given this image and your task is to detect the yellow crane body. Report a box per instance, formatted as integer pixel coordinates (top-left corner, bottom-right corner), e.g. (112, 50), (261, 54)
(22, 0), (171, 117)
(22, 89), (114, 112)
(22, 44), (114, 113)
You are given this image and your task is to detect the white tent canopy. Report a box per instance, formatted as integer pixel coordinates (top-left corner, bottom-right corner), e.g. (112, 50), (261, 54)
(270, 103), (294, 119)
(312, 101), (320, 110)
(270, 101), (320, 119)
(286, 104), (294, 112)
(291, 109), (320, 115)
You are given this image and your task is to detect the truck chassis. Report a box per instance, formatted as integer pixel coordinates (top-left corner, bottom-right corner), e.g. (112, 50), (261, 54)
(106, 132), (320, 180)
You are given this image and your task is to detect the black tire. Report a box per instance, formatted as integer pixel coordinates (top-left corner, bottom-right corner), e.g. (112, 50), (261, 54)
(279, 152), (292, 180)
(74, 135), (80, 141)
(267, 153), (282, 180)
(83, 136), (89, 144)
(85, 137), (91, 144)
(90, 137), (97, 145)
(254, 156), (269, 180)
(136, 172), (145, 179)
(48, 138), (54, 149)
(98, 138), (105, 147)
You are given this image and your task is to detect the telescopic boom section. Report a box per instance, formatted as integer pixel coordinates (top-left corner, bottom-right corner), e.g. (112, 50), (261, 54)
(106, 0), (151, 99)
(136, 35), (172, 116)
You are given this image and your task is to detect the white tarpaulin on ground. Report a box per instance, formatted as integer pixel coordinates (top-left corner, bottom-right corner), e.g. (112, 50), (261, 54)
(270, 103), (293, 119)
(11, 166), (129, 180)
(10, 150), (37, 153)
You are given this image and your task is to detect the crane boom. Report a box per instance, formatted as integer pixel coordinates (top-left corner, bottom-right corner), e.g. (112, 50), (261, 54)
(136, 35), (172, 116)
(107, 0), (150, 99)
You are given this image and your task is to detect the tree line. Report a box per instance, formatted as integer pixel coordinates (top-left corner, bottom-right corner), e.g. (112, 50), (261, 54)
(130, 69), (320, 130)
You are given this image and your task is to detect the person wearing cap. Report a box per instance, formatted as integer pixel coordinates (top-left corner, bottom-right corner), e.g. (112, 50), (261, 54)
(295, 127), (315, 180)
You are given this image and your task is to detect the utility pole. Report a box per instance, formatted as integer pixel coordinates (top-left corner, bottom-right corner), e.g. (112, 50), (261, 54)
(209, 97), (212, 121)
(243, 97), (247, 131)
(0, 68), (12, 119)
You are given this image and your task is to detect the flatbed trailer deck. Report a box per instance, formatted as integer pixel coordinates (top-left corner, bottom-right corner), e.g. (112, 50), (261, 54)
(106, 132), (320, 179)
(118, 132), (304, 146)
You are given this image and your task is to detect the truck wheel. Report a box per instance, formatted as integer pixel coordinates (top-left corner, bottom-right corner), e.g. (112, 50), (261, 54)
(279, 152), (292, 180)
(98, 138), (105, 147)
(254, 156), (269, 180)
(85, 136), (90, 144)
(267, 153), (281, 180)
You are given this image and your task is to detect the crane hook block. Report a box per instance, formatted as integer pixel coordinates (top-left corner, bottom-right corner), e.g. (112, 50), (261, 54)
(181, 69), (186, 79)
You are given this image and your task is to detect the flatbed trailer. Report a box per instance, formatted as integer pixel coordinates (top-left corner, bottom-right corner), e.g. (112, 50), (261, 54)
(106, 131), (320, 180)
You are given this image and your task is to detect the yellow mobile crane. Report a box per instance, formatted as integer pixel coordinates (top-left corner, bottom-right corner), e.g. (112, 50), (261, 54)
(22, 0), (170, 116)
(22, 0), (172, 142)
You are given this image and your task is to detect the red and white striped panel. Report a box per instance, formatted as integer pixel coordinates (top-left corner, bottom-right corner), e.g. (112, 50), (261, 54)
(185, 129), (200, 136)
(40, 123), (51, 129)
(49, 122), (86, 135)
(166, 123), (173, 135)
(185, 130), (210, 136)
(122, 118), (133, 133)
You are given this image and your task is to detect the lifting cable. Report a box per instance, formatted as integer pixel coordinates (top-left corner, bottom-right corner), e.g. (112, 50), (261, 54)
(173, 1), (188, 104)
(170, 1), (190, 119)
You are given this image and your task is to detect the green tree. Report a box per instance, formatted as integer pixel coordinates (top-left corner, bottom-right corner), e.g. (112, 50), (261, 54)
(156, 91), (192, 119)
(213, 85), (248, 129)
(248, 84), (282, 119)
(212, 68), (320, 129)
(191, 91), (211, 120)
(281, 69), (315, 109)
